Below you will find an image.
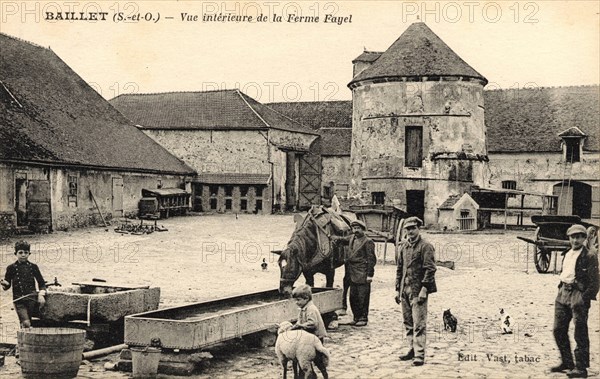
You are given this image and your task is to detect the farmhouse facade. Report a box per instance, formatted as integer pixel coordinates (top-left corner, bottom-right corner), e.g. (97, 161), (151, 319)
(0, 34), (196, 235)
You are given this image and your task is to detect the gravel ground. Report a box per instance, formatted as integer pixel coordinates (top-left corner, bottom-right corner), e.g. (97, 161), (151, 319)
(0, 214), (598, 378)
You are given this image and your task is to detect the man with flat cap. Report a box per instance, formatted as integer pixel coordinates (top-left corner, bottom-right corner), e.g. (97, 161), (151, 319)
(551, 224), (599, 378)
(332, 219), (376, 326)
(395, 216), (437, 366)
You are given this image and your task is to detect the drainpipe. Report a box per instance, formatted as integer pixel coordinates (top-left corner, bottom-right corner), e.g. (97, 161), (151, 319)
(82, 343), (127, 360)
(260, 129), (274, 214)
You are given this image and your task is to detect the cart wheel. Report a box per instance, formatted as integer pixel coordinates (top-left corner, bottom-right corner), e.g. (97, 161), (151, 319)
(534, 248), (551, 273)
(394, 219), (408, 264)
(586, 226), (598, 254)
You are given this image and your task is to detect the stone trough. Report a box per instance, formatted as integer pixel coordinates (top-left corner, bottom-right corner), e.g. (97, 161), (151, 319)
(39, 282), (160, 323)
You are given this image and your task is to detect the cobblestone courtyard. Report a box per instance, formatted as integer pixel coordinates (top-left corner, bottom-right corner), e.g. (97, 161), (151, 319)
(1, 214), (598, 378)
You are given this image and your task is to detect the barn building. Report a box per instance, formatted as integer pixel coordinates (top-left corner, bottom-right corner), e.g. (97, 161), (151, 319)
(0, 34), (196, 235)
(110, 90), (321, 214)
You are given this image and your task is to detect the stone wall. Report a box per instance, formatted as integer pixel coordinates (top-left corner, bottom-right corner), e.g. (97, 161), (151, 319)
(350, 79), (487, 224)
(322, 156), (351, 198)
(143, 129), (270, 175)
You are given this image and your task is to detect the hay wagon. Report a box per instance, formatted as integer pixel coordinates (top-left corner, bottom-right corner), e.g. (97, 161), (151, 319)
(517, 215), (599, 273)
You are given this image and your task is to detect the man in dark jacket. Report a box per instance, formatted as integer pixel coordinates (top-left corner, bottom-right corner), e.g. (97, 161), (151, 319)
(395, 217), (437, 366)
(551, 224), (599, 378)
(333, 219), (376, 326)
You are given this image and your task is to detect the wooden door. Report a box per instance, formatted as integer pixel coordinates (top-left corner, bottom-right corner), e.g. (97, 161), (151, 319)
(406, 190), (425, 223)
(26, 180), (52, 232)
(112, 177), (124, 217)
(298, 152), (321, 209)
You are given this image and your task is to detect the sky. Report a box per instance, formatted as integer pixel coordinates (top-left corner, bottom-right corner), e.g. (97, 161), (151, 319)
(1, 0), (599, 102)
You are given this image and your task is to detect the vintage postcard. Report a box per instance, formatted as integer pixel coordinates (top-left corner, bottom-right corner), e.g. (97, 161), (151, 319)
(1, 1), (598, 378)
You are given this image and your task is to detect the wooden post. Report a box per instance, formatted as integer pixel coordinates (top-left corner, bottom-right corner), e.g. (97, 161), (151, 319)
(504, 192), (509, 230)
(520, 195), (525, 226)
(89, 190), (108, 227)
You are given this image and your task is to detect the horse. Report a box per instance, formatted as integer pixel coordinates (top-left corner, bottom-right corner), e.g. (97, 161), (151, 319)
(274, 205), (351, 296)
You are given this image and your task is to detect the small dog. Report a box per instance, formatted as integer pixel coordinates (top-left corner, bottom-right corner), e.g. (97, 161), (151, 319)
(499, 308), (512, 334)
(275, 321), (329, 379)
(443, 309), (457, 332)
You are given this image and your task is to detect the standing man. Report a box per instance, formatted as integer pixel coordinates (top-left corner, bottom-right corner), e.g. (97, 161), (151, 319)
(395, 217), (437, 366)
(333, 219), (376, 326)
(551, 224), (599, 378)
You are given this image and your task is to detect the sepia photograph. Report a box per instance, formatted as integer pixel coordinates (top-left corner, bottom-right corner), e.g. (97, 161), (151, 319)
(0, 1), (598, 378)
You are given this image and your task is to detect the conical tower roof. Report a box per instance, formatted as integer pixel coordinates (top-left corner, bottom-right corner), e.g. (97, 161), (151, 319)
(349, 23), (487, 87)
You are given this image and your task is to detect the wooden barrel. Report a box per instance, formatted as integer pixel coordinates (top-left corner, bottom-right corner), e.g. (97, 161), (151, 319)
(18, 327), (86, 379)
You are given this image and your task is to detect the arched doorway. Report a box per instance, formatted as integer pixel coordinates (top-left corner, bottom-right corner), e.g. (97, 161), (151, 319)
(553, 181), (592, 219)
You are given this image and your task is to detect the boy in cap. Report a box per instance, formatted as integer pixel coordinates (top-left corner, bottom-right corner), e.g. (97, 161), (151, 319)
(395, 216), (437, 366)
(551, 224), (599, 378)
(332, 219), (376, 326)
(1, 240), (47, 328)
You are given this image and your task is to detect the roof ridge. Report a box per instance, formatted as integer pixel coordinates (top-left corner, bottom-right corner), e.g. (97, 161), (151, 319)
(0, 32), (48, 50)
(484, 84), (600, 92)
(109, 88), (240, 100)
(267, 100), (352, 105)
(320, 127), (352, 130)
(235, 89), (271, 128)
(261, 102), (319, 134)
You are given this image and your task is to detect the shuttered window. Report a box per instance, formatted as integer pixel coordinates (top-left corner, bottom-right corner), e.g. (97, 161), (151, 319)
(405, 126), (423, 167)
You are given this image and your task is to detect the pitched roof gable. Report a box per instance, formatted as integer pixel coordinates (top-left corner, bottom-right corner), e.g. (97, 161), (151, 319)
(0, 33), (195, 175)
(352, 51), (383, 63)
(558, 126), (587, 138)
(350, 22), (486, 85)
(111, 90), (318, 135)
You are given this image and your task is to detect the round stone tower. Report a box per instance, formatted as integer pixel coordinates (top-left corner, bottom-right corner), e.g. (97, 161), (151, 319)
(347, 22), (488, 226)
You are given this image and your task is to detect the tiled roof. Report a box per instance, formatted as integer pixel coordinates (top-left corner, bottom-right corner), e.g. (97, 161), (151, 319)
(485, 86), (599, 152)
(110, 90), (318, 135)
(267, 101), (352, 130)
(439, 194), (462, 210)
(194, 173), (270, 185)
(352, 51), (383, 63)
(350, 22), (487, 86)
(320, 128), (352, 156)
(0, 33), (195, 175)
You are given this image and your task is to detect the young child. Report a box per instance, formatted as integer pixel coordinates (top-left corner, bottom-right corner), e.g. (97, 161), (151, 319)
(1, 241), (47, 328)
(291, 284), (327, 343)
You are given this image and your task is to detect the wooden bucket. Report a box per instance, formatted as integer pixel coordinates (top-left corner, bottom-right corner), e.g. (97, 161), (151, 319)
(18, 327), (86, 379)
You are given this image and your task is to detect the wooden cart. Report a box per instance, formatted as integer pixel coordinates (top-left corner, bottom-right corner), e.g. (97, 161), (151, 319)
(517, 215), (598, 273)
(348, 205), (409, 264)
(141, 188), (191, 219)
